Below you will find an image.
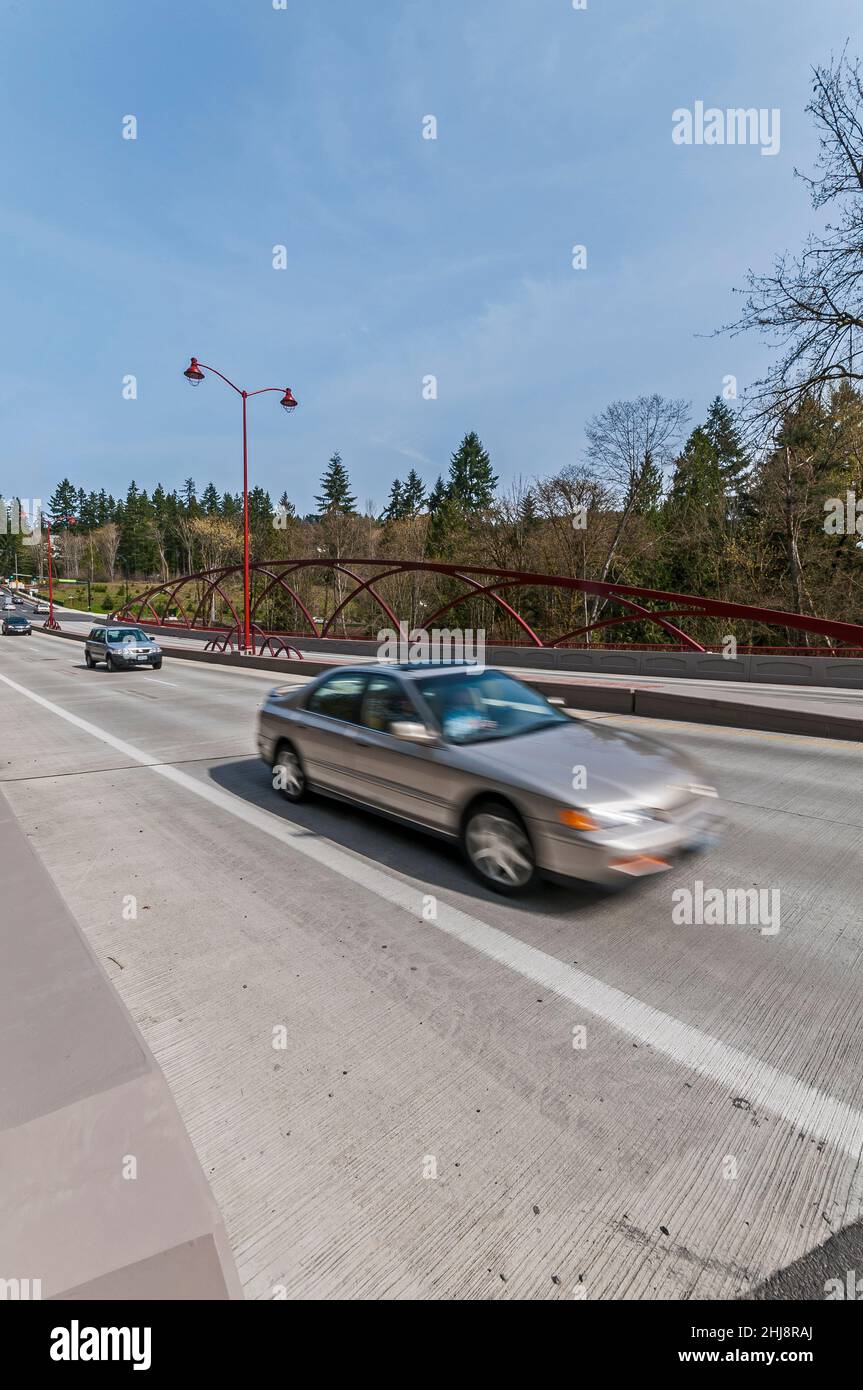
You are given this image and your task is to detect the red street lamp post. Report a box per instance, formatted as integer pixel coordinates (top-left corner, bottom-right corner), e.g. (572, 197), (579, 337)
(183, 358), (298, 654)
(40, 511), (76, 632)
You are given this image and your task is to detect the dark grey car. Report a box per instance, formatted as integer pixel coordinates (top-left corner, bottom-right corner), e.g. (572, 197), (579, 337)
(257, 662), (721, 894)
(84, 625), (163, 671)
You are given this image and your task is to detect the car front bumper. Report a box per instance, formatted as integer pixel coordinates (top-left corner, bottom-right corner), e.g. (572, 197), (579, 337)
(530, 798), (723, 885)
(110, 652), (160, 666)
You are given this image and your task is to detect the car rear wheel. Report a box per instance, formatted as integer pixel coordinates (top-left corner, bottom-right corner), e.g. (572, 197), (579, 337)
(272, 742), (307, 802)
(463, 800), (536, 894)
(85, 651), (94, 668)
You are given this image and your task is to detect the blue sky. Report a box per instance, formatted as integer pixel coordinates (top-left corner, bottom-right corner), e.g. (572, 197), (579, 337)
(1, 0), (859, 515)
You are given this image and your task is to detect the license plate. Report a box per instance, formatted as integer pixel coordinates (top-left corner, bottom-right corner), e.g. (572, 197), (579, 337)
(609, 855), (671, 877)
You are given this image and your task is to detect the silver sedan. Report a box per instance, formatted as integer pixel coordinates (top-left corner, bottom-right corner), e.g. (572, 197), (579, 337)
(257, 663), (721, 894)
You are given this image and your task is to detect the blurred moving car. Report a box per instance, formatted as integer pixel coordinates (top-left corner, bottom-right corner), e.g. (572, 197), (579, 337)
(35, 602), (50, 614)
(257, 662), (722, 894)
(84, 625), (163, 671)
(3, 613), (32, 636)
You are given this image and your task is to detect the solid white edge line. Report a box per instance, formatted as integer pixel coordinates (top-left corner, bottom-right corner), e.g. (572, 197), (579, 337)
(2, 667), (862, 1163)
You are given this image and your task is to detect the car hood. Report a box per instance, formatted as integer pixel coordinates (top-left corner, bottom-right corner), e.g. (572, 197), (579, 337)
(456, 718), (705, 809)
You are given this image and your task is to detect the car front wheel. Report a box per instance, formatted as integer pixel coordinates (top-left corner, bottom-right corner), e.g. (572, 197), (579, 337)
(463, 800), (536, 894)
(272, 742), (307, 802)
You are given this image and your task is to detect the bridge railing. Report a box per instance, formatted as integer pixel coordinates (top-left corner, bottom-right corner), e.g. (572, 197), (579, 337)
(112, 558), (863, 654)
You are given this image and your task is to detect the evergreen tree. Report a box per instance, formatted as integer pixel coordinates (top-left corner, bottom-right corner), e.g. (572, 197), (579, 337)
(182, 478), (199, 515)
(662, 427), (726, 595)
(277, 491), (296, 519)
(447, 431), (498, 512)
(315, 452), (356, 516)
(381, 477), (405, 522)
(201, 483), (221, 516)
(426, 475), (448, 514)
(79, 491), (100, 529)
(521, 489), (539, 530)
(629, 452), (664, 515)
(401, 468), (426, 515)
(704, 396), (751, 515)
(425, 478), (463, 558)
(248, 486), (273, 530)
(117, 481), (158, 576)
(665, 429), (723, 511)
(48, 479), (78, 525)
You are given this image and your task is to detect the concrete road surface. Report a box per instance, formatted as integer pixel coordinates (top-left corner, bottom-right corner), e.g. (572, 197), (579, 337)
(2, 631), (863, 1299)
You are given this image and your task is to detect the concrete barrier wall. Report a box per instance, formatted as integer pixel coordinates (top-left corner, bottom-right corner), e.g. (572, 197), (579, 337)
(126, 627), (863, 689)
(0, 787), (242, 1300)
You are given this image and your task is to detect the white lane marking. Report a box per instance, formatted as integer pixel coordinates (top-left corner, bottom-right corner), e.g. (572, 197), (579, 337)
(2, 669), (862, 1163)
(148, 679), (180, 688)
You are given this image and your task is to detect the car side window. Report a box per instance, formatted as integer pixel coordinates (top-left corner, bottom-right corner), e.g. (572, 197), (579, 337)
(359, 676), (417, 733)
(89, 629), (104, 641)
(306, 673), (368, 724)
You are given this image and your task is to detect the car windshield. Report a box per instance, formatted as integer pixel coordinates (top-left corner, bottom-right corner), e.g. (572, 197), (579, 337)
(106, 628), (147, 643)
(416, 669), (567, 745)
(8, 617), (27, 626)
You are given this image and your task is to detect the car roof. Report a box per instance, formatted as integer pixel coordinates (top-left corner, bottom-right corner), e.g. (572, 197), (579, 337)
(324, 661), (490, 682)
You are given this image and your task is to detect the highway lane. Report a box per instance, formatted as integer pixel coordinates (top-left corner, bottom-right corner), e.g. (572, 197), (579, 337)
(2, 631), (863, 1299)
(25, 599), (863, 726)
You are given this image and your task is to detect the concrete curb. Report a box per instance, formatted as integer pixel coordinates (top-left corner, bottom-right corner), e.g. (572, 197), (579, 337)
(0, 786), (243, 1300)
(34, 626), (863, 742)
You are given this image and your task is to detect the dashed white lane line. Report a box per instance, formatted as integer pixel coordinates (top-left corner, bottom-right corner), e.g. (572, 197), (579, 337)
(3, 667), (863, 1163)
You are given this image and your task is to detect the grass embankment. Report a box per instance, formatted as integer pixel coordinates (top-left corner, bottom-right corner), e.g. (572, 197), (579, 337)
(23, 581), (153, 613)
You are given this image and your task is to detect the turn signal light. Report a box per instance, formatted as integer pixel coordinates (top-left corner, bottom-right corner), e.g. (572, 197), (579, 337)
(558, 809), (598, 831)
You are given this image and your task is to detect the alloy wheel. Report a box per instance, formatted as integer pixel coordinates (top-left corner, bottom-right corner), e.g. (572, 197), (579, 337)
(274, 746), (305, 801)
(465, 809), (535, 890)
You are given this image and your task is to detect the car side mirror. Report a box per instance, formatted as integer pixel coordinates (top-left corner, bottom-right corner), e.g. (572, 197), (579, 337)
(389, 720), (439, 746)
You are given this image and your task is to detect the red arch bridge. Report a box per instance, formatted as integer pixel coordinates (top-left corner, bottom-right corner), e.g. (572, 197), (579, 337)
(112, 558), (863, 656)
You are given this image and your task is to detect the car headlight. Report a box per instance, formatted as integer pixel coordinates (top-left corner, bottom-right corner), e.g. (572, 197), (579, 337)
(558, 806), (651, 832)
